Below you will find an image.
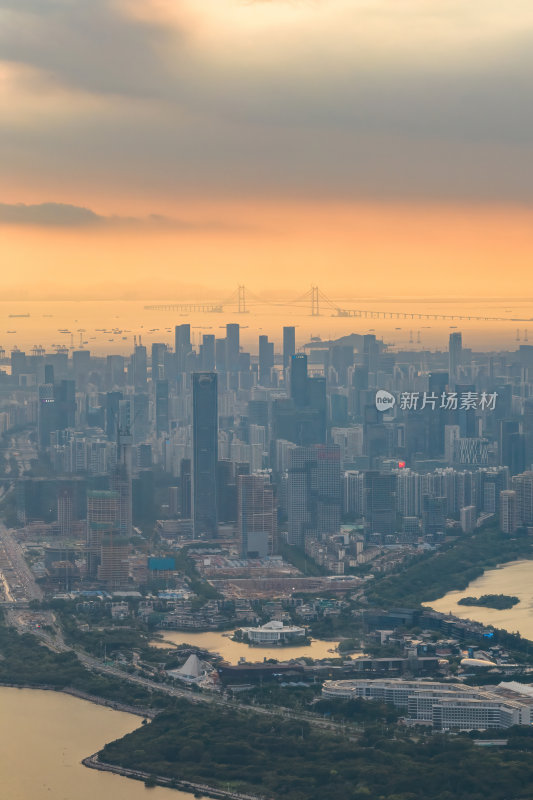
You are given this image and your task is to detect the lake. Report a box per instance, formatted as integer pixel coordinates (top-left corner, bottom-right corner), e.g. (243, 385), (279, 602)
(0, 687), (197, 800)
(424, 559), (533, 639)
(151, 629), (344, 663)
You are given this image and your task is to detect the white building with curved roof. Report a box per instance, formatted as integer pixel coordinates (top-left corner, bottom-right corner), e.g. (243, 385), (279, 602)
(242, 620), (306, 644)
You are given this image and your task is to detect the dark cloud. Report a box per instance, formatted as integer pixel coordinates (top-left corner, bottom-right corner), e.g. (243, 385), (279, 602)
(0, 202), (104, 226)
(0, 0), (179, 97)
(2, 0), (533, 205)
(0, 202), (245, 231)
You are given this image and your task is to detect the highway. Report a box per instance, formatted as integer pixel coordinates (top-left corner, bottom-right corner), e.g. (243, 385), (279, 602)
(0, 551), (355, 737)
(21, 621), (356, 735)
(0, 511), (356, 735)
(0, 524), (43, 604)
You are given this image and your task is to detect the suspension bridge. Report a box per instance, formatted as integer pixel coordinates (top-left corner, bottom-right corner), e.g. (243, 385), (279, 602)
(145, 286), (533, 322)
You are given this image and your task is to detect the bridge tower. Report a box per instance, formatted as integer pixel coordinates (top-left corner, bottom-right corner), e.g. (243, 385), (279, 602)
(311, 286), (320, 316)
(238, 285), (247, 314)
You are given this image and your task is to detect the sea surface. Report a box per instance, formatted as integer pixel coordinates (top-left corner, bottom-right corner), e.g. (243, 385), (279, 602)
(151, 629), (343, 663)
(1, 298), (532, 356)
(425, 559), (533, 638)
(0, 687), (195, 800)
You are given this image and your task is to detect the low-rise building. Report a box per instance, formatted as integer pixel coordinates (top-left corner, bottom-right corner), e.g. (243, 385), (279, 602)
(322, 678), (533, 731)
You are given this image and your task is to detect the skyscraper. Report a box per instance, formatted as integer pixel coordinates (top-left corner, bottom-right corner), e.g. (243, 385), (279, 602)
(238, 474), (276, 558)
(290, 353), (308, 408)
(111, 402), (133, 540)
(215, 338), (227, 372)
(151, 342), (167, 381)
(57, 486), (73, 537)
(180, 458), (192, 519)
(155, 378), (169, 437)
(258, 335), (274, 387)
(200, 334), (216, 371)
(288, 447), (315, 546)
(449, 332), (463, 383)
(44, 364), (54, 385)
(175, 324), (192, 375)
(455, 383), (476, 437)
(133, 344), (147, 390)
(38, 383), (55, 450)
(55, 379), (76, 429)
(511, 471), (533, 526)
(132, 392), (150, 443)
(98, 532), (130, 589)
(422, 496), (447, 535)
(343, 470), (365, 516)
(105, 391), (123, 441)
(283, 326), (296, 370)
(10, 350), (27, 385)
(500, 490), (518, 534)
(523, 398), (533, 470)
(86, 490), (118, 578)
(364, 471), (397, 536)
(193, 372), (218, 537)
(226, 323), (240, 373)
(288, 444), (341, 546)
(363, 334), (379, 375)
(110, 462), (132, 539)
(331, 345), (354, 385)
(72, 349), (90, 389)
(106, 354), (126, 388)
(315, 444), (342, 534)
(308, 376), (327, 443)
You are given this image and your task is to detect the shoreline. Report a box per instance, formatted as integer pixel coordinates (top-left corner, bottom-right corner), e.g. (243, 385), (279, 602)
(423, 558), (532, 614)
(82, 751), (267, 800)
(0, 682), (156, 718)
(0, 684), (259, 799)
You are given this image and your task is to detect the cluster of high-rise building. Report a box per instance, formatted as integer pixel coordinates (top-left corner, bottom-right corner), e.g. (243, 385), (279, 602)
(3, 324), (533, 586)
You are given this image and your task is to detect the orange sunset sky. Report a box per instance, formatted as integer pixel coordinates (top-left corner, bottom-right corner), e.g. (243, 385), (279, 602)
(2, 0), (533, 301)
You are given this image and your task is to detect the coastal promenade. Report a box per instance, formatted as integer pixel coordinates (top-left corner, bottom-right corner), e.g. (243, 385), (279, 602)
(82, 752), (270, 800)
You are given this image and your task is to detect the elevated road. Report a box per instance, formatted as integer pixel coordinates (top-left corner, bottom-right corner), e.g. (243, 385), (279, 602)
(333, 308), (532, 321)
(144, 303), (223, 313)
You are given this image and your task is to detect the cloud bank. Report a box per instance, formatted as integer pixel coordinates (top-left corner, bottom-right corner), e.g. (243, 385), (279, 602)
(0, 202), (245, 231)
(2, 0), (533, 205)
